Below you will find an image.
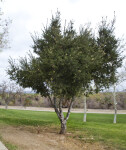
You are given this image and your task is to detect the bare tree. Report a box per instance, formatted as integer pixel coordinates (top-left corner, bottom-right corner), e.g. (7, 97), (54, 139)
(0, 81), (17, 109)
(0, 0), (10, 52)
(16, 86), (24, 106)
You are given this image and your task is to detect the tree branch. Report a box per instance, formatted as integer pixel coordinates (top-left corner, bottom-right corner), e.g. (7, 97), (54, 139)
(59, 98), (64, 121)
(65, 97), (74, 121)
(48, 95), (54, 107)
(53, 97), (60, 119)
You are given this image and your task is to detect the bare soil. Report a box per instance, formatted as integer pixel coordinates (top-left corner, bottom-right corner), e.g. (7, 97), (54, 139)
(0, 126), (105, 150)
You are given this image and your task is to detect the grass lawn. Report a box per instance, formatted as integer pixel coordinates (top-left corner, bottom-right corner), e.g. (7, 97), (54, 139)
(0, 109), (126, 150)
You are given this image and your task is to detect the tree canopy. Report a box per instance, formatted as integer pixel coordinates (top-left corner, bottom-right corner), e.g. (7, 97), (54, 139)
(7, 12), (123, 134)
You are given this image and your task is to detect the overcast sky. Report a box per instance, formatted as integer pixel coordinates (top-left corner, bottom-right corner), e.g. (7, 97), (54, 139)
(0, 0), (126, 90)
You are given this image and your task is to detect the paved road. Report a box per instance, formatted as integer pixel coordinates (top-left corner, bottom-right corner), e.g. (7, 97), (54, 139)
(0, 106), (126, 114)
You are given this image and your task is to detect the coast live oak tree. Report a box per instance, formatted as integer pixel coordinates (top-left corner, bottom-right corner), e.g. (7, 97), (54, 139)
(7, 12), (123, 134)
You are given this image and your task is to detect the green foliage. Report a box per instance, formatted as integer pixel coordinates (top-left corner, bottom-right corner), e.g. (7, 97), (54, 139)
(94, 17), (123, 90)
(7, 11), (123, 100)
(23, 98), (32, 107)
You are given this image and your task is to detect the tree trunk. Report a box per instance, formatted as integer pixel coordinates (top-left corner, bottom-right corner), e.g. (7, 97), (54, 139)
(52, 97), (74, 134)
(113, 84), (117, 124)
(5, 103), (8, 109)
(60, 120), (67, 134)
(83, 95), (87, 122)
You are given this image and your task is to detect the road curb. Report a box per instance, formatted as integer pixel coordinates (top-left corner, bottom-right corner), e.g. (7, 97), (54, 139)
(0, 141), (8, 150)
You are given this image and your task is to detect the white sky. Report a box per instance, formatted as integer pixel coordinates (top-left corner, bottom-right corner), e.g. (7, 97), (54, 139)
(0, 0), (126, 90)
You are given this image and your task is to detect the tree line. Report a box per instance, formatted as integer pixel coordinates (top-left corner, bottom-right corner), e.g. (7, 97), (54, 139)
(1, 83), (126, 110)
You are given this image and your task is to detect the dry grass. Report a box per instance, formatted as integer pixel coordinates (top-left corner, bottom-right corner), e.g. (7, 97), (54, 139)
(0, 126), (105, 150)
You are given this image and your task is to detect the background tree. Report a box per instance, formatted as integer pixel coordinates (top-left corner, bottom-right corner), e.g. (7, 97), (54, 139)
(112, 70), (126, 123)
(0, 0), (10, 52)
(113, 83), (117, 123)
(7, 12), (123, 134)
(15, 86), (24, 106)
(83, 92), (87, 122)
(83, 86), (93, 122)
(0, 81), (18, 109)
(83, 16), (124, 122)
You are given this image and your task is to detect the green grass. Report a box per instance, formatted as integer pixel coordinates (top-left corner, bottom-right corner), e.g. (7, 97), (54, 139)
(0, 135), (18, 150)
(68, 113), (126, 150)
(0, 109), (126, 150)
(3, 142), (17, 150)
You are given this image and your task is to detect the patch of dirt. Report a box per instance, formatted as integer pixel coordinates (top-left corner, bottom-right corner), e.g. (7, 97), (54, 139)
(0, 126), (105, 150)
